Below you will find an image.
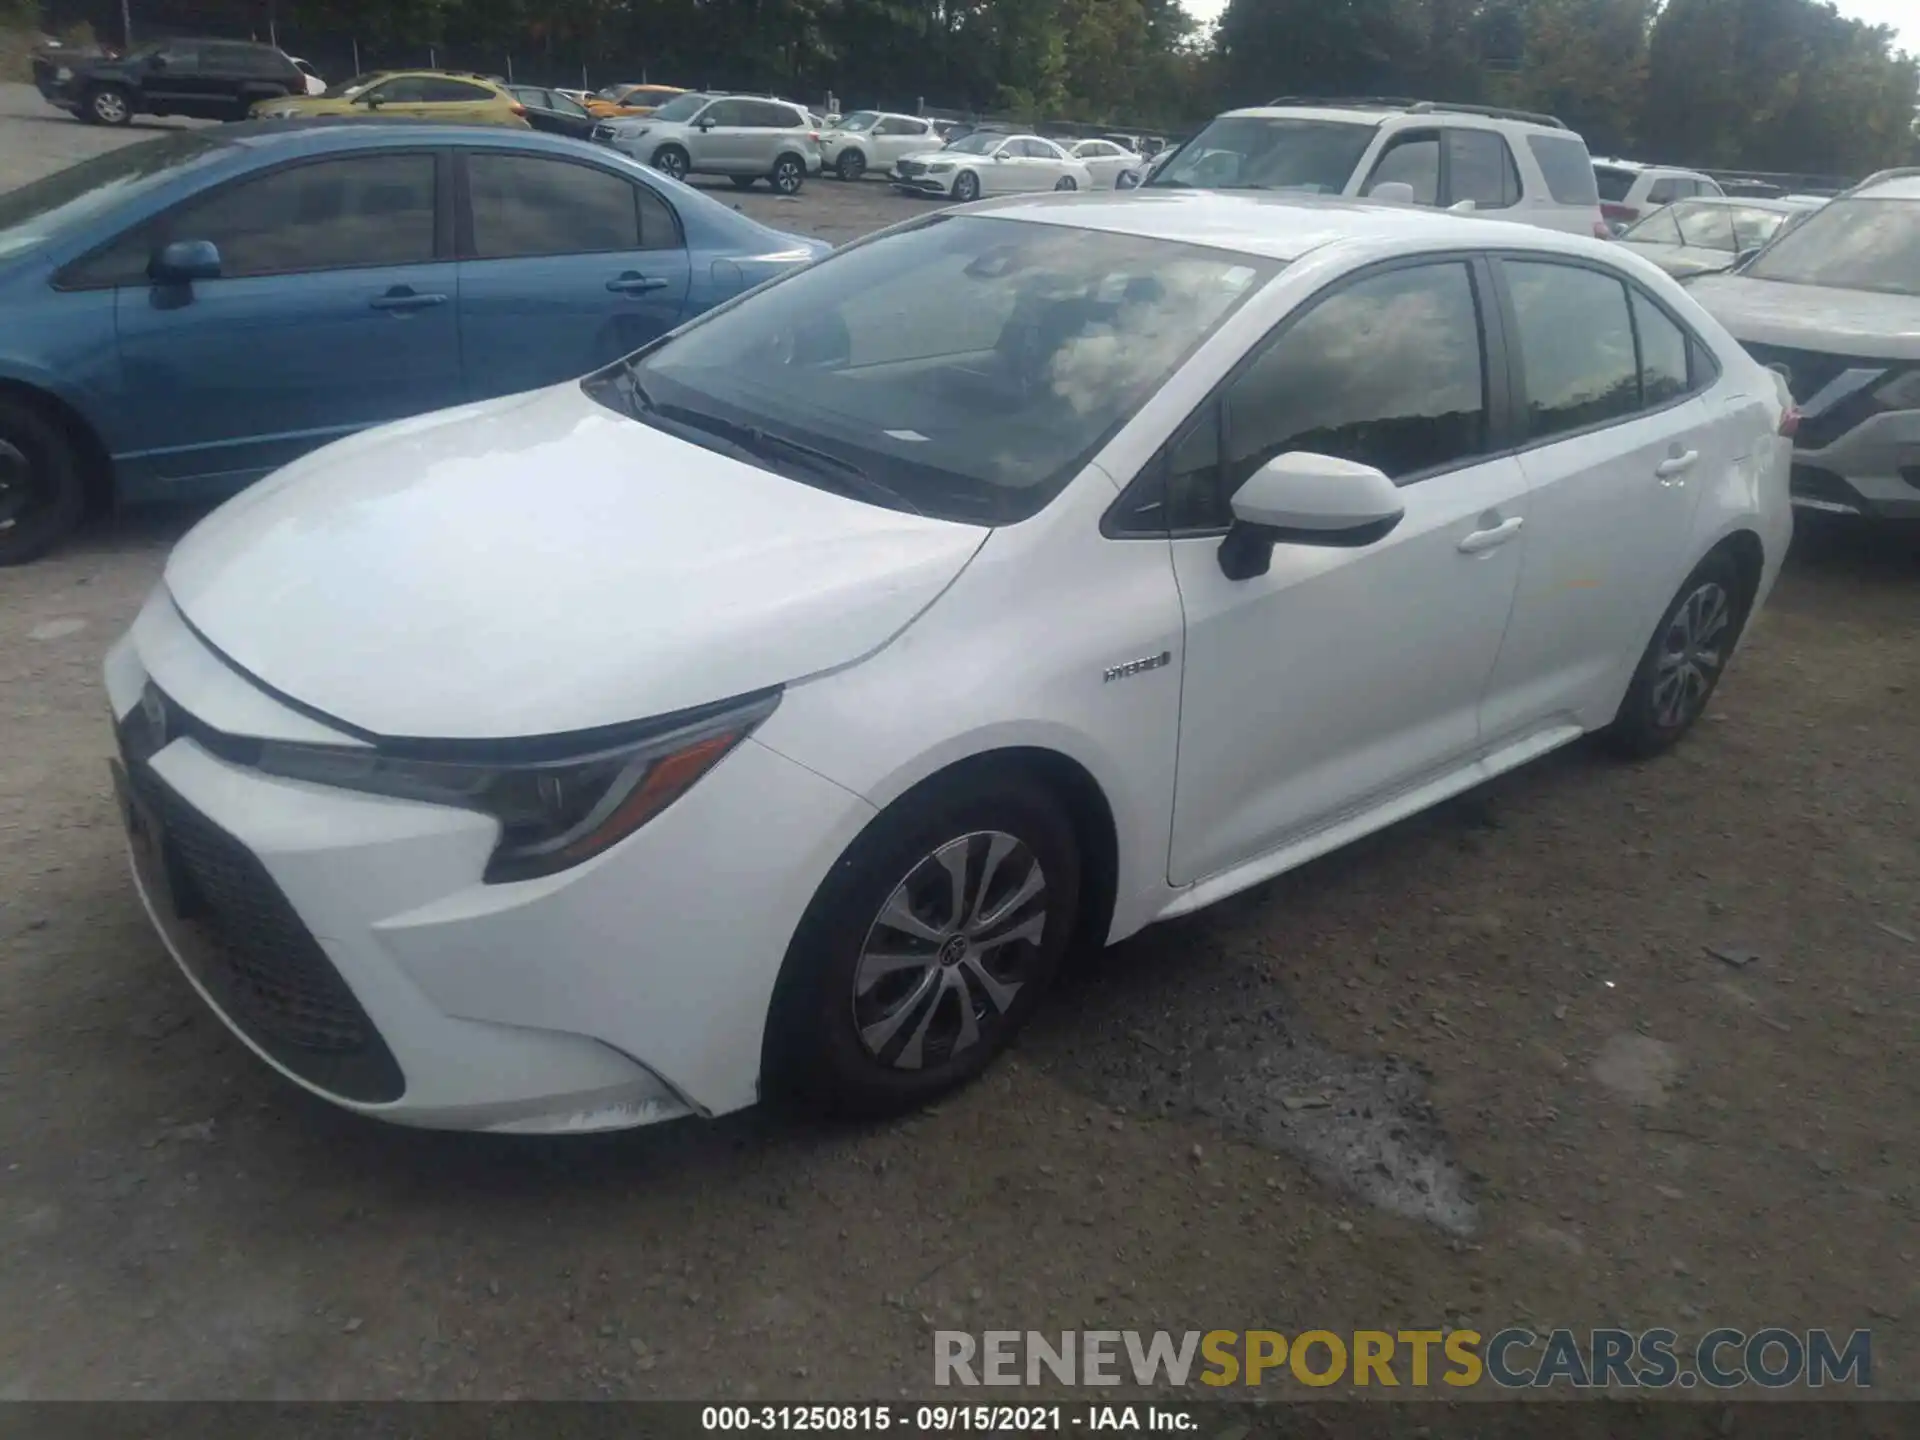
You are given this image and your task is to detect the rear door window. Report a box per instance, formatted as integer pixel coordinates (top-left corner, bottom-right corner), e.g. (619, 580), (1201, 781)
(1503, 260), (1642, 439)
(1594, 165), (1637, 202)
(1526, 134), (1601, 205)
(1447, 129), (1520, 208)
(467, 153), (638, 258)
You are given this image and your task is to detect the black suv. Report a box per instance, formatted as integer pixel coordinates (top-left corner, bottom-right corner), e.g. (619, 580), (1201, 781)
(34, 37), (306, 126)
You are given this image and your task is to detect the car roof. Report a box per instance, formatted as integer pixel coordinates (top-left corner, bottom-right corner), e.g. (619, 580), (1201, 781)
(218, 117), (614, 153)
(1594, 158), (1710, 178)
(967, 189), (1614, 262)
(1853, 170), (1920, 201)
(1665, 195), (1803, 213)
(1228, 100), (1569, 133)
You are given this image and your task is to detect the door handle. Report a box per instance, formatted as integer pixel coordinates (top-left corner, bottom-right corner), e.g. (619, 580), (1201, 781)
(369, 287), (447, 312)
(1655, 449), (1699, 480)
(607, 273), (669, 294)
(1457, 516), (1524, 554)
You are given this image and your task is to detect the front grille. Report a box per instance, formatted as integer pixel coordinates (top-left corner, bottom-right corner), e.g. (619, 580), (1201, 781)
(897, 158), (924, 177)
(117, 692), (404, 1103)
(1743, 343), (1902, 451)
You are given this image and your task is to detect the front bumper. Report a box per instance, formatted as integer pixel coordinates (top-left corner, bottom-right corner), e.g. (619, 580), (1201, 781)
(891, 171), (954, 196)
(1788, 407), (1920, 520)
(103, 588), (875, 1132)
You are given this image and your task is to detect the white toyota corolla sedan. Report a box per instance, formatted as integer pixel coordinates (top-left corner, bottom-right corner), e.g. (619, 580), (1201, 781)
(105, 192), (1793, 1134)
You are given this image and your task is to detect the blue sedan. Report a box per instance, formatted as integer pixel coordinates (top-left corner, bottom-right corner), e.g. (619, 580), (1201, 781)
(0, 119), (831, 563)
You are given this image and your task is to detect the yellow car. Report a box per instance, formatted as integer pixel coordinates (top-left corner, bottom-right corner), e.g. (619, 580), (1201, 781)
(252, 70), (531, 127)
(584, 83), (686, 119)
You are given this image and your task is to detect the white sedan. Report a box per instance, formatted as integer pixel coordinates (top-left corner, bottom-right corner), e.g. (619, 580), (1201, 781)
(1068, 138), (1146, 189)
(105, 192), (1792, 1134)
(891, 132), (1094, 200)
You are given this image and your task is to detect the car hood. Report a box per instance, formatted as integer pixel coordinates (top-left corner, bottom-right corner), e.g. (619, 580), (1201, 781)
(1620, 241), (1721, 278)
(1686, 274), (1920, 361)
(163, 383), (990, 740)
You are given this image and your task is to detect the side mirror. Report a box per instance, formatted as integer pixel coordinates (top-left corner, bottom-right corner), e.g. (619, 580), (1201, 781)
(1218, 452), (1406, 580)
(357, 92), (381, 108)
(149, 238), (222, 284)
(1733, 245), (1762, 268)
(1448, 198), (1478, 213)
(696, 117), (715, 130)
(1368, 181), (1416, 205)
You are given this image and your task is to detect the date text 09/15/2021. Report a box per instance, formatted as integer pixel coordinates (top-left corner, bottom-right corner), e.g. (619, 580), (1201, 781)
(701, 1406), (1188, 1431)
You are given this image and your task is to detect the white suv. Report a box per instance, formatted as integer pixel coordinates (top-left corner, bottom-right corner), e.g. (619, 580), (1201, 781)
(1687, 167), (1920, 522)
(820, 111), (941, 181)
(1144, 97), (1610, 238)
(609, 93), (823, 194)
(1594, 158), (1724, 234)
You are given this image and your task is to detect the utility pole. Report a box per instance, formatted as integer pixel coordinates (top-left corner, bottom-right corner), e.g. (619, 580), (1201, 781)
(120, 0), (133, 50)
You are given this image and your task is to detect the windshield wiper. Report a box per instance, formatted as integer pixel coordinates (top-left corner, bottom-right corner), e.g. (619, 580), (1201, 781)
(652, 403), (927, 517)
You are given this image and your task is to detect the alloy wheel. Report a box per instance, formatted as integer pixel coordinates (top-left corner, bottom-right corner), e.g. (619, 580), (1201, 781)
(837, 150), (865, 181)
(1652, 581), (1731, 728)
(851, 831), (1049, 1071)
(92, 89), (128, 124)
(953, 172), (979, 202)
(773, 158), (803, 194)
(653, 147), (687, 180)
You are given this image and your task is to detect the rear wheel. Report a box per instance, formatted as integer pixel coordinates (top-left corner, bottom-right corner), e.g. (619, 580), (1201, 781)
(952, 170), (980, 202)
(770, 154), (805, 195)
(651, 144), (689, 181)
(764, 770), (1081, 1115)
(86, 85), (132, 126)
(1601, 551), (1748, 758)
(0, 396), (88, 567)
(836, 149), (866, 181)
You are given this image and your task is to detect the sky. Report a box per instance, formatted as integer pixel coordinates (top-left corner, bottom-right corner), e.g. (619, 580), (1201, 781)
(1177, 0), (1918, 56)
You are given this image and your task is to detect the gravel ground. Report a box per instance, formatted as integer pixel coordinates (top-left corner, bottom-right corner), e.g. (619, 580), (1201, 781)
(2, 81), (1918, 1403)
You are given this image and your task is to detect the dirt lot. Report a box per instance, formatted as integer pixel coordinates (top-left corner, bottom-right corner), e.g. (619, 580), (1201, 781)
(2, 80), (1917, 1404)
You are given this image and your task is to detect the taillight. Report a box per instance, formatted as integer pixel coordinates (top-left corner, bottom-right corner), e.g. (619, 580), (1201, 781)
(808, 131), (820, 142)
(509, 103), (526, 116)
(1601, 201), (1640, 223)
(1591, 217), (1612, 240)
(1779, 406), (1801, 439)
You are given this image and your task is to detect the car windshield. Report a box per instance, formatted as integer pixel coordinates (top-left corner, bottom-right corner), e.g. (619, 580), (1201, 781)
(649, 93), (709, 122)
(1146, 117), (1376, 192)
(945, 132), (1004, 156)
(1594, 165), (1637, 202)
(1744, 197), (1920, 297)
(0, 130), (231, 262)
(837, 111), (879, 132)
(585, 214), (1278, 525)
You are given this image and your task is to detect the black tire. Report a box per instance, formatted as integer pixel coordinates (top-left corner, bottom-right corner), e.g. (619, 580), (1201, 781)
(651, 144), (689, 181)
(85, 85), (133, 127)
(770, 154), (805, 195)
(763, 767), (1082, 1116)
(836, 148), (866, 181)
(1053, 174), (1078, 191)
(1601, 550), (1748, 759)
(0, 395), (88, 567)
(952, 170), (980, 203)
(729, 175), (758, 191)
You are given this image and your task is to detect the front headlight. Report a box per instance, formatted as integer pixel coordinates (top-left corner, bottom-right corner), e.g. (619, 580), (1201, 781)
(926, 161), (954, 174)
(1872, 369), (1920, 412)
(54, 65), (72, 81)
(253, 690), (779, 883)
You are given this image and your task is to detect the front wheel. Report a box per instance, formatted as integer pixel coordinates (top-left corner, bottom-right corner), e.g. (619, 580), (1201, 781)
(770, 154), (805, 195)
(86, 85), (132, 126)
(0, 396), (88, 566)
(651, 144), (689, 181)
(1053, 174), (1078, 191)
(951, 170), (980, 203)
(1601, 551), (1748, 758)
(836, 149), (866, 181)
(763, 771), (1081, 1115)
